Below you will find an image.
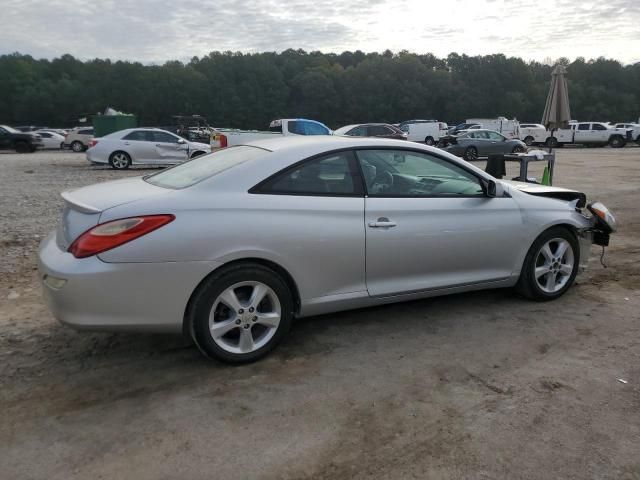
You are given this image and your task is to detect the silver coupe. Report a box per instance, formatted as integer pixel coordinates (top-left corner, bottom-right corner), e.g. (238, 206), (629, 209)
(38, 136), (616, 362)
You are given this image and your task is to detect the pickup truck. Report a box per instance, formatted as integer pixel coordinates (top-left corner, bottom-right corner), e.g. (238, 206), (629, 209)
(0, 125), (44, 153)
(523, 122), (633, 148)
(214, 119), (332, 147)
(613, 123), (640, 144)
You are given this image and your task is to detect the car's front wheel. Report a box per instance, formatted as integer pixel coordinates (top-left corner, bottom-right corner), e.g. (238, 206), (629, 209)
(512, 145), (526, 153)
(189, 263), (293, 363)
(516, 226), (579, 301)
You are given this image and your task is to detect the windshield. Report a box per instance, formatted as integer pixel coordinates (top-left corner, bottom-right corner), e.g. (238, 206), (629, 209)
(0, 125), (20, 133)
(145, 146), (270, 189)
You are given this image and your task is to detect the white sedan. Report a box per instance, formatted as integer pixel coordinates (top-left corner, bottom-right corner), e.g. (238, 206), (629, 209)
(34, 130), (65, 149)
(86, 128), (212, 169)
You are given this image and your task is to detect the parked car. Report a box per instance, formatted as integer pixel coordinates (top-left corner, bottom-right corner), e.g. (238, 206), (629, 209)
(39, 136), (615, 363)
(216, 119), (332, 147)
(0, 125), (43, 153)
(439, 129), (526, 161)
(399, 120), (448, 145)
(15, 125), (48, 132)
(64, 127), (94, 152)
(613, 123), (640, 144)
(34, 130), (65, 149)
(86, 128), (212, 169)
(334, 123), (407, 140)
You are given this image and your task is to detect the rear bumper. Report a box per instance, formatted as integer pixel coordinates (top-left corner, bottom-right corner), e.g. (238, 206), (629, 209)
(38, 232), (222, 333)
(86, 149), (106, 164)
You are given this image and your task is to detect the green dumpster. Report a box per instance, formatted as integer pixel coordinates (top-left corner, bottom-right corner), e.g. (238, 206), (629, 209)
(93, 115), (138, 138)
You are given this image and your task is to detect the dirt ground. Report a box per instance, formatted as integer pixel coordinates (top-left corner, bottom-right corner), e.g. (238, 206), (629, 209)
(1, 147), (639, 480)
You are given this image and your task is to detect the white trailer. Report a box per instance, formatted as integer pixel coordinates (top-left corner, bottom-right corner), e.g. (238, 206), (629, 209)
(466, 117), (520, 139)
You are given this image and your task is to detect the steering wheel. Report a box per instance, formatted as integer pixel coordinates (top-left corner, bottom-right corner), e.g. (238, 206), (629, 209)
(371, 171), (394, 192)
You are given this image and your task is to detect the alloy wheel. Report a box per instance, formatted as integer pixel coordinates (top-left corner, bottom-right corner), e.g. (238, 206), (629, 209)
(209, 281), (281, 354)
(111, 153), (130, 169)
(534, 238), (575, 293)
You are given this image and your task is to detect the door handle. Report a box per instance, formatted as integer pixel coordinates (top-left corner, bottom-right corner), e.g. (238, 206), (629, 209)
(368, 217), (397, 228)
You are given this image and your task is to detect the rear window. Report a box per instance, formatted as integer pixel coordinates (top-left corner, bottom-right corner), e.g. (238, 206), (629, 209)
(144, 146), (270, 189)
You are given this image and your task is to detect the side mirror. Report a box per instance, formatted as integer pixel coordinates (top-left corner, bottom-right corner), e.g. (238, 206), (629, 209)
(486, 179), (504, 197)
(177, 138), (186, 144)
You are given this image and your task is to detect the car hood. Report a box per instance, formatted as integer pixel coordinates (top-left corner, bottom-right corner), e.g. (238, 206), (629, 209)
(503, 180), (586, 207)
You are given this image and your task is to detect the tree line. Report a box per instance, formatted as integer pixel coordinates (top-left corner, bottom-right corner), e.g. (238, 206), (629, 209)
(1, 50), (638, 130)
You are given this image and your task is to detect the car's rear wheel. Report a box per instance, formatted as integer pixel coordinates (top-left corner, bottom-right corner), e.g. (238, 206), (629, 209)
(463, 146), (478, 161)
(189, 263), (293, 363)
(609, 135), (625, 148)
(109, 151), (131, 170)
(545, 137), (559, 148)
(523, 136), (534, 146)
(424, 136), (435, 146)
(71, 141), (84, 152)
(516, 227), (579, 301)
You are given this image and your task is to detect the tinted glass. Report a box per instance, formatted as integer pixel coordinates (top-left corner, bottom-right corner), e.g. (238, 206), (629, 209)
(39, 132), (51, 138)
(357, 150), (483, 197)
(259, 152), (357, 195)
(79, 128), (93, 135)
(153, 131), (179, 143)
(145, 146), (269, 189)
(369, 125), (391, 136)
(592, 123), (606, 130)
(578, 123), (590, 130)
(303, 121), (330, 135)
(123, 130), (149, 141)
(288, 121), (305, 135)
(486, 131), (505, 141)
(347, 126), (367, 136)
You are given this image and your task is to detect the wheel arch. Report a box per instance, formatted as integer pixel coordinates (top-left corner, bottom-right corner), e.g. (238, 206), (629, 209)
(182, 257), (302, 338)
(109, 149), (133, 162)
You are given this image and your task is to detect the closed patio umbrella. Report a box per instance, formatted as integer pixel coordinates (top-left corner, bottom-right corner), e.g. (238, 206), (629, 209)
(541, 64), (571, 152)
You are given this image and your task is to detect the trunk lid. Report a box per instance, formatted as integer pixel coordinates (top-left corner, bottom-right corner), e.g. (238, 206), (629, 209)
(56, 176), (171, 249)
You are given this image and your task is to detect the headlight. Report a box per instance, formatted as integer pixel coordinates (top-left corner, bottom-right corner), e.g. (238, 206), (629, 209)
(587, 202), (617, 233)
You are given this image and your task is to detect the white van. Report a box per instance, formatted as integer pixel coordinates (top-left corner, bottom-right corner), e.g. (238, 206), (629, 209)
(399, 120), (448, 145)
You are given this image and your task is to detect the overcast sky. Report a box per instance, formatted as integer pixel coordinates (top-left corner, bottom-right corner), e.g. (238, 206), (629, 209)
(3, 0), (639, 64)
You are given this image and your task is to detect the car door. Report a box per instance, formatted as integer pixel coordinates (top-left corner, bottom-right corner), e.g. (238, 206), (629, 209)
(591, 123), (609, 142)
(121, 130), (156, 162)
(469, 131), (490, 155)
(250, 150), (366, 302)
(152, 131), (189, 163)
(356, 148), (524, 296)
(486, 131), (511, 154)
(573, 123), (592, 143)
(0, 127), (11, 149)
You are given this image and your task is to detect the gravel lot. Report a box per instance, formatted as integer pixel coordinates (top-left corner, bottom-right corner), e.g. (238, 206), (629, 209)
(1, 147), (639, 479)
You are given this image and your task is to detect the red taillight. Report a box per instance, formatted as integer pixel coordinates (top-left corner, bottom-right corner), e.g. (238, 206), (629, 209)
(219, 134), (228, 148)
(88, 139), (98, 148)
(68, 215), (175, 258)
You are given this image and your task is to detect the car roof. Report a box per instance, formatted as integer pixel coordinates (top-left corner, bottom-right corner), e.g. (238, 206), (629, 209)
(242, 134), (409, 153)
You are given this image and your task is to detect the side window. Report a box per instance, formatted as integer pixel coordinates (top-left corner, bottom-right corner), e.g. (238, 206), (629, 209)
(153, 131), (179, 143)
(578, 123), (590, 131)
(347, 126), (367, 136)
(123, 131), (147, 141)
(39, 132), (51, 138)
(592, 123), (606, 131)
(79, 128), (94, 135)
(356, 150), (484, 197)
(287, 121), (305, 135)
(302, 121), (330, 135)
(368, 126), (389, 136)
(256, 152), (360, 195)
(487, 131), (504, 141)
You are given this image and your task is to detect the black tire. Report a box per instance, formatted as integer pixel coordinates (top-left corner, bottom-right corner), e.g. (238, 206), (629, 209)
(609, 135), (626, 148)
(109, 151), (131, 170)
(544, 137), (559, 148)
(15, 141), (29, 153)
(515, 226), (580, 301)
(188, 263), (294, 363)
(523, 136), (534, 146)
(190, 150), (206, 159)
(424, 136), (435, 146)
(463, 146), (478, 161)
(512, 145), (526, 153)
(71, 141), (84, 153)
